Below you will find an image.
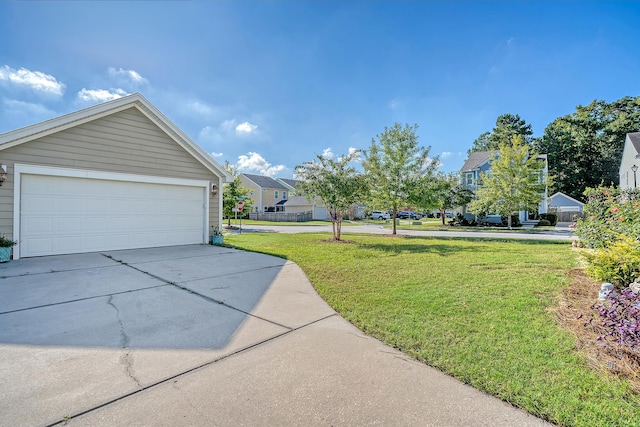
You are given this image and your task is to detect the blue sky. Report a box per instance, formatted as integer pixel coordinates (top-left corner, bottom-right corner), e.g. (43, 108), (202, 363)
(1, 1), (639, 177)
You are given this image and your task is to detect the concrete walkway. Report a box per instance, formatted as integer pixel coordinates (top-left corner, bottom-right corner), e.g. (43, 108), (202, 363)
(0, 245), (550, 426)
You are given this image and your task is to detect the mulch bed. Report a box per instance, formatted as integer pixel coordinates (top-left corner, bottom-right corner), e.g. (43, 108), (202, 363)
(554, 268), (640, 391)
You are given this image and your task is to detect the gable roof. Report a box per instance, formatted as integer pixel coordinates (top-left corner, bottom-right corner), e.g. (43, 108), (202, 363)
(628, 132), (640, 153)
(0, 93), (231, 182)
(242, 173), (289, 190)
(548, 192), (585, 207)
(283, 195), (313, 206)
(460, 151), (496, 172)
(277, 178), (299, 190)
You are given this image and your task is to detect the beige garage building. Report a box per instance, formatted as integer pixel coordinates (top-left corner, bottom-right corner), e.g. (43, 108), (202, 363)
(0, 93), (230, 259)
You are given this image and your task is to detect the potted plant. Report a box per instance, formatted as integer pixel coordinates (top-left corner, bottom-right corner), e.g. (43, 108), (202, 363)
(0, 235), (17, 262)
(210, 225), (224, 245)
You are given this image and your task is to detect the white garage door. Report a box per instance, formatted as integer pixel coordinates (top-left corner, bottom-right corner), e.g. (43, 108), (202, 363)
(20, 174), (206, 257)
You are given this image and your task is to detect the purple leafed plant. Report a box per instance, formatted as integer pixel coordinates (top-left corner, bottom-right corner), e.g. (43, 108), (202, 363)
(594, 288), (640, 352)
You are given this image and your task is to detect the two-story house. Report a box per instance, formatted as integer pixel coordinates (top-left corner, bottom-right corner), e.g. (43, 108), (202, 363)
(240, 174), (289, 213)
(460, 150), (549, 222)
(619, 132), (640, 190)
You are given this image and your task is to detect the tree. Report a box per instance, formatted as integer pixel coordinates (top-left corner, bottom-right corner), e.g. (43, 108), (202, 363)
(294, 150), (366, 241)
(432, 173), (474, 225)
(469, 136), (548, 229)
(469, 114), (534, 154)
(222, 161), (254, 226)
(535, 96), (640, 201)
(363, 123), (439, 235)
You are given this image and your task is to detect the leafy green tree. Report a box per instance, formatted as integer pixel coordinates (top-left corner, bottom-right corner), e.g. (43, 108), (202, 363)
(535, 96), (640, 201)
(469, 136), (549, 229)
(363, 123), (439, 234)
(222, 161), (254, 226)
(469, 114), (534, 154)
(295, 150), (366, 241)
(432, 173), (474, 225)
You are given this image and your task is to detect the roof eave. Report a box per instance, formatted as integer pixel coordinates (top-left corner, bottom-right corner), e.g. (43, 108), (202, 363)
(0, 93), (232, 182)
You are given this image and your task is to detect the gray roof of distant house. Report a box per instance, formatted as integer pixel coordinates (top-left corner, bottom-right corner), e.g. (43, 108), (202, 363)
(284, 195), (312, 206)
(242, 174), (288, 190)
(278, 178), (300, 189)
(629, 132), (640, 152)
(460, 151), (495, 172)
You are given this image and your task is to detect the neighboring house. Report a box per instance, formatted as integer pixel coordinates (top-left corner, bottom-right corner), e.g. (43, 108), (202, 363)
(240, 174), (290, 212)
(619, 132), (640, 190)
(460, 150), (549, 222)
(547, 192), (585, 222)
(240, 174), (330, 220)
(0, 93), (231, 259)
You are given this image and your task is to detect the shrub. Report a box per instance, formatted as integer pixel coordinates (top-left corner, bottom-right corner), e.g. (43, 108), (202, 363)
(580, 236), (640, 288)
(537, 219), (551, 227)
(593, 288), (640, 352)
(540, 213), (557, 226)
(575, 186), (640, 249)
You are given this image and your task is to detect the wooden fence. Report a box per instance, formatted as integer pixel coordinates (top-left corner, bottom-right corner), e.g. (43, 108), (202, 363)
(249, 211), (313, 222)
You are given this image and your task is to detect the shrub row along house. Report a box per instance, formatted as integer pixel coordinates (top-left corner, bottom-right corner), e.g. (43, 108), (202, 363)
(0, 94), (230, 259)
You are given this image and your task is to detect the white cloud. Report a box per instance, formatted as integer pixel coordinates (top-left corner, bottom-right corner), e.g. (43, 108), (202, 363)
(0, 65), (65, 96)
(441, 151), (452, 159)
(235, 121), (257, 134)
(210, 151), (223, 158)
(236, 152), (285, 177)
(189, 101), (219, 118)
(2, 98), (56, 125)
(77, 88), (128, 102)
(108, 67), (148, 85)
(322, 147), (334, 159)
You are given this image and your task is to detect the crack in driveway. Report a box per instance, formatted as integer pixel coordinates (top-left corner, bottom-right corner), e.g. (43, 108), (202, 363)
(106, 295), (142, 388)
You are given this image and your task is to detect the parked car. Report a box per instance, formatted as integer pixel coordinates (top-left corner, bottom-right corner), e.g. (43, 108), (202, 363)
(397, 211), (420, 219)
(370, 210), (391, 220)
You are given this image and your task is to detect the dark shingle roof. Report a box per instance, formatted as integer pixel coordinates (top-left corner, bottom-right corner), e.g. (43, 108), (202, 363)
(460, 151), (496, 172)
(629, 132), (640, 153)
(278, 178), (300, 189)
(242, 173), (288, 190)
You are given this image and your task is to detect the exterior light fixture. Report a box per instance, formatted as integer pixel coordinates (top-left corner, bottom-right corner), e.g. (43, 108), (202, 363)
(0, 165), (6, 186)
(632, 164), (638, 189)
(211, 184), (218, 195)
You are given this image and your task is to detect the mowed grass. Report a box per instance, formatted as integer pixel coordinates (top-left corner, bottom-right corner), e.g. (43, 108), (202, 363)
(226, 232), (640, 427)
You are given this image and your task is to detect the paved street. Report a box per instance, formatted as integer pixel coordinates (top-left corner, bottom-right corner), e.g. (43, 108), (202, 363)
(230, 222), (575, 241)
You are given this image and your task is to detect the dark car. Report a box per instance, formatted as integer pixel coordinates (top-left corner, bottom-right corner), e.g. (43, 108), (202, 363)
(397, 211), (420, 219)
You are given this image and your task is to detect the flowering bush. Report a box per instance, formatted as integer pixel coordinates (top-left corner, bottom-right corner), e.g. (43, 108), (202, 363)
(593, 288), (640, 352)
(575, 186), (640, 287)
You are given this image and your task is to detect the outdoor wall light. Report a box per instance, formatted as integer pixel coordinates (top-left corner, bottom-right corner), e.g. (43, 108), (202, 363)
(0, 165), (6, 186)
(211, 184), (218, 195)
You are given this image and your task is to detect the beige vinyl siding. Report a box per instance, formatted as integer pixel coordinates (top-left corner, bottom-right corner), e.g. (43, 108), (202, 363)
(0, 107), (220, 239)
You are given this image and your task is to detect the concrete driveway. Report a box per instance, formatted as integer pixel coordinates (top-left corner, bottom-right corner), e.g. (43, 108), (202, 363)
(0, 245), (549, 426)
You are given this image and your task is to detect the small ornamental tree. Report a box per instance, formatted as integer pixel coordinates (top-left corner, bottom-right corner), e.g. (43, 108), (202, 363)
(222, 162), (254, 226)
(432, 173), (474, 225)
(363, 123), (439, 235)
(469, 136), (549, 229)
(295, 150), (366, 241)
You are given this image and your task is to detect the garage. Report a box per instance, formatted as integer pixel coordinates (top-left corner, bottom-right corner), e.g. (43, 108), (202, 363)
(18, 168), (208, 258)
(0, 93), (231, 260)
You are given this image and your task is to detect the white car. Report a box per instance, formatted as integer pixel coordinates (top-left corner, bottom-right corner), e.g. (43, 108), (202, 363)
(370, 211), (391, 220)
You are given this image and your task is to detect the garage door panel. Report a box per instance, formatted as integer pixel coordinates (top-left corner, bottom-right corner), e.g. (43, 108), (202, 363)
(20, 175), (206, 257)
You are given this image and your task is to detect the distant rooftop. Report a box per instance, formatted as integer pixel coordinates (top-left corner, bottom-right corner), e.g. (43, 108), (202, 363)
(241, 173), (288, 190)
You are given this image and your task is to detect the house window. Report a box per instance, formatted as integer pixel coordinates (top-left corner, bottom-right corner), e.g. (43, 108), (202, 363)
(529, 171), (542, 184)
(274, 190), (279, 199)
(282, 191), (287, 200)
(465, 172), (475, 185)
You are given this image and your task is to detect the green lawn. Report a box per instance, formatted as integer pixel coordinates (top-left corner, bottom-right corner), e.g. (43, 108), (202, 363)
(225, 232), (640, 427)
